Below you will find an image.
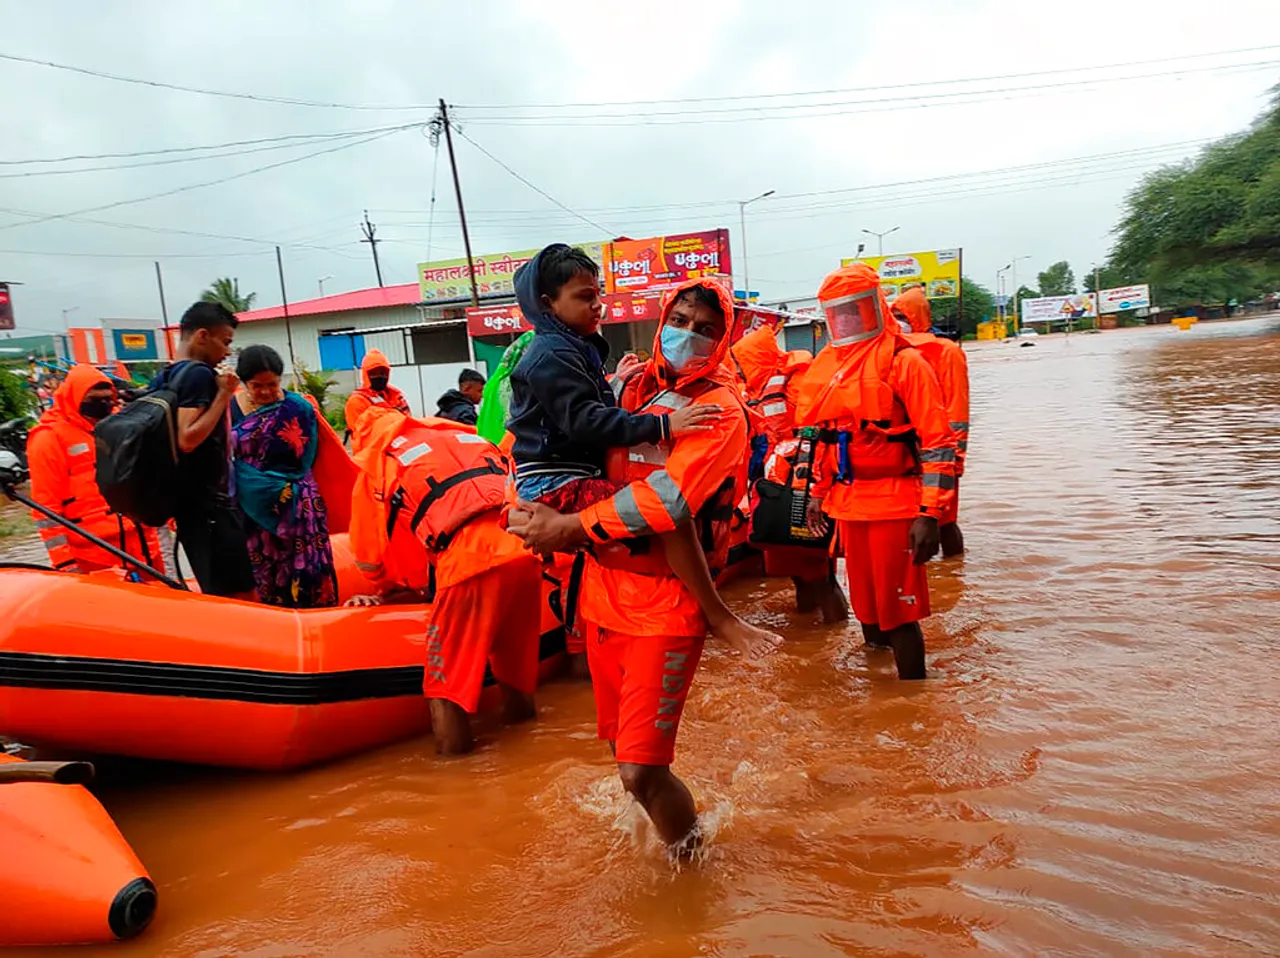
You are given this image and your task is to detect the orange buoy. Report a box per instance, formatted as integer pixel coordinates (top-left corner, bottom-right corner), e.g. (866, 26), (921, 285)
(0, 755), (155, 946)
(0, 566), (566, 770)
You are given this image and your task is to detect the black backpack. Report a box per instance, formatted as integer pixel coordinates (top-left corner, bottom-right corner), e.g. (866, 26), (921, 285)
(749, 433), (833, 550)
(94, 363), (196, 527)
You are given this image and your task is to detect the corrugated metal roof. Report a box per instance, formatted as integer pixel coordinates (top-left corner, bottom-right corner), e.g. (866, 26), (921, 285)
(236, 283), (423, 323)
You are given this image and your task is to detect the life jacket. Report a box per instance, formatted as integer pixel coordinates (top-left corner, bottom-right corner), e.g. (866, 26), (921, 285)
(800, 338), (922, 484)
(380, 426), (508, 557)
(598, 375), (741, 578)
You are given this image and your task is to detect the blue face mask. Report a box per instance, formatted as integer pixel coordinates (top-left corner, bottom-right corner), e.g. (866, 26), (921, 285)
(660, 325), (717, 375)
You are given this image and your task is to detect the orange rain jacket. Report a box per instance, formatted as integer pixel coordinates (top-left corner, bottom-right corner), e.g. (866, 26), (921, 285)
(26, 365), (161, 572)
(895, 287), (971, 475)
(348, 407), (521, 596)
(729, 320), (813, 448)
(344, 349), (411, 433)
(793, 266), (957, 523)
(576, 278), (750, 638)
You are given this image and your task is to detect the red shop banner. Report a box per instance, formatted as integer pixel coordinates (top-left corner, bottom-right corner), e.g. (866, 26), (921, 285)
(606, 229), (732, 293)
(0, 283), (13, 331)
(468, 289), (669, 338)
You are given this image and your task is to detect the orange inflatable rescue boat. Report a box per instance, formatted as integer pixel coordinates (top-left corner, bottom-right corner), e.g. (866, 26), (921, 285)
(0, 755), (155, 946)
(0, 556), (567, 770)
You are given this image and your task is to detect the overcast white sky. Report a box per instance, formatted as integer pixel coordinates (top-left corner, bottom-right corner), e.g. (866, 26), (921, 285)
(2, 0), (1278, 333)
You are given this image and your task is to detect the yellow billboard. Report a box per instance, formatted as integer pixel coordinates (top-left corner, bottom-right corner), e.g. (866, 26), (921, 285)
(840, 248), (961, 302)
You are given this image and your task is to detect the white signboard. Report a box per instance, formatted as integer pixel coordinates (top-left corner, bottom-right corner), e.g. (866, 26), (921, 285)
(1022, 293), (1098, 323)
(1098, 284), (1151, 314)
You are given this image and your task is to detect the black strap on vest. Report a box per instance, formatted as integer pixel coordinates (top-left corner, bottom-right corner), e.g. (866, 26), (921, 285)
(407, 458), (505, 535)
(562, 551), (587, 633)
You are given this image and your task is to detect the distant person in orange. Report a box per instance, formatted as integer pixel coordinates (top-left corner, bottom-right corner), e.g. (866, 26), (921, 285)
(25, 365), (161, 575)
(793, 264), (958, 679)
(730, 318), (848, 622)
(345, 406), (540, 756)
(508, 278), (764, 855)
(893, 286), (970, 557)
(344, 348), (410, 434)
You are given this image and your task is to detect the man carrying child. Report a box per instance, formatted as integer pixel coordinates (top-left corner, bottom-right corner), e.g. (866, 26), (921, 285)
(508, 268), (779, 855)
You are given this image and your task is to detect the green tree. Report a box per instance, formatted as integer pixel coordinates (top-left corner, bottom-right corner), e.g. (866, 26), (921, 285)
(930, 276), (996, 337)
(200, 277), (256, 313)
(0, 364), (36, 422)
(1037, 261), (1076, 296)
(296, 366), (338, 409)
(1107, 89), (1280, 306)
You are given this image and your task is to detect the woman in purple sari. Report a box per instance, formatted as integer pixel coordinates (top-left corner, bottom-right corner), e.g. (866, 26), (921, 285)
(231, 346), (338, 608)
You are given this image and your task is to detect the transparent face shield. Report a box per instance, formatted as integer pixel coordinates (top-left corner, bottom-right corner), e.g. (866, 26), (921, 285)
(823, 288), (884, 345)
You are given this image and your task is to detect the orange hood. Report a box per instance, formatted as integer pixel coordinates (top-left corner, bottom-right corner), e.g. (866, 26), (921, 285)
(894, 286), (932, 333)
(793, 264), (901, 427)
(650, 277), (739, 393)
(350, 404), (409, 487)
(359, 349), (392, 390)
(43, 364), (115, 432)
(730, 322), (785, 396)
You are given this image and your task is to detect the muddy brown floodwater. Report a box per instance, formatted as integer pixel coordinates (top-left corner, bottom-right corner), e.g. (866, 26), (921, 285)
(10, 318), (1280, 957)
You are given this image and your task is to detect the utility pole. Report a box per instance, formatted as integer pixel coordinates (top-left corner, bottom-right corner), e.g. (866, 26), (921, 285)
(153, 262), (172, 358)
(360, 211), (384, 288)
(275, 246), (299, 379)
(434, 99), (480, 308)
(862, 226), (900, 257)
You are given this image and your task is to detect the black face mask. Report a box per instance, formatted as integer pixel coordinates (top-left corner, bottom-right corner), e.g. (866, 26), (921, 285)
(79, 397), (114, 421)
(368, 375), (389, 391)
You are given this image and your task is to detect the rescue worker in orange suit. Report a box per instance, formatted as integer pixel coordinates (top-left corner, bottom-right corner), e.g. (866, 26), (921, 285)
(730, 318), (849, 622)
(343, 348), (411, 438)
(793, 264), (958, 680)
(25, 365), (161, 574)
(508, 278), (760, 855)
(345, 406), (540, 756)
(892, 286), (970, 557)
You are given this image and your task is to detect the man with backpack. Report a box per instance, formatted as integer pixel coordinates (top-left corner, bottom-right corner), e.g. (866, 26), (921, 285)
(151, 302), (256, 599)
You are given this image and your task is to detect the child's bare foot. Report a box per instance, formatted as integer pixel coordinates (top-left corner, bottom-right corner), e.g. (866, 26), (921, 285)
(712, 616), (783, 661)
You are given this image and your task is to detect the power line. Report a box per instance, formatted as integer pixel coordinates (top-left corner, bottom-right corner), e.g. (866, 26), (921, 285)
(455, 44), (1280, 109)
(0, 51), (435, 111)
(0, 122), (425, 166)
(0, 128), (411, 232)
(0, 125), (420, 179)
(451, 127), (617, 235)
(370, 137), (1207, 225)
(458, 60), (1280, 125)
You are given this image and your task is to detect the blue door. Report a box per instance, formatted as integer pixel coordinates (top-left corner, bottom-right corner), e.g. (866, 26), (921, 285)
(318, 333), (365, 371)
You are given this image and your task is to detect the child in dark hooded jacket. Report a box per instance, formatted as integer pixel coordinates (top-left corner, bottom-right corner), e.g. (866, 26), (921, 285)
(507, 244), (781, 661)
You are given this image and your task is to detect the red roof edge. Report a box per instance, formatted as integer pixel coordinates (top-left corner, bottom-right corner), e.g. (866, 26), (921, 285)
(235, 282), (423, 323)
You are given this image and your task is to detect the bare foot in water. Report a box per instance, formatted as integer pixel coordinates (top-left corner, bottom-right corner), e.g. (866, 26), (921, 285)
(711, 615), (784, 661)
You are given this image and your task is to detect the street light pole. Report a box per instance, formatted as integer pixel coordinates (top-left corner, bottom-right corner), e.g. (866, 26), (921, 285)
(996, 264), (1011, 329)
(318, 275), (332, 298)
(1011, 254), (1030, 336)
(862, 226), (900, 256)
(738, 189), (774, 303)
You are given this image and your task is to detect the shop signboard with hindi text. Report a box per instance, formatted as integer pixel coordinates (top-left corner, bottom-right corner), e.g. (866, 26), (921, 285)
(1021, 292), (1098, 323)
(606, 229), (732, 293)
(418, 242), (606, 302)
(1098, 284), (1151, 314)
(840, 248), (961, 303)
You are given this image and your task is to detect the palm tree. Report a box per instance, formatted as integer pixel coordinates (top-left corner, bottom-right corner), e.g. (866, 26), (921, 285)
(200, 277), (256, 313)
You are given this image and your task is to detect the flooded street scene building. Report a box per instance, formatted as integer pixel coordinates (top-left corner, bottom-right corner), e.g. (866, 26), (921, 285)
(2, 2), (1279, 955)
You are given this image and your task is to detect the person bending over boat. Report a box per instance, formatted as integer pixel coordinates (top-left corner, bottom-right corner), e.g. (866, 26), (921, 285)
(25, 364), (161, 575)
(345, 406), (539, 755)
(230, 345), (339, 608)
(507, 278), (762, 856)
